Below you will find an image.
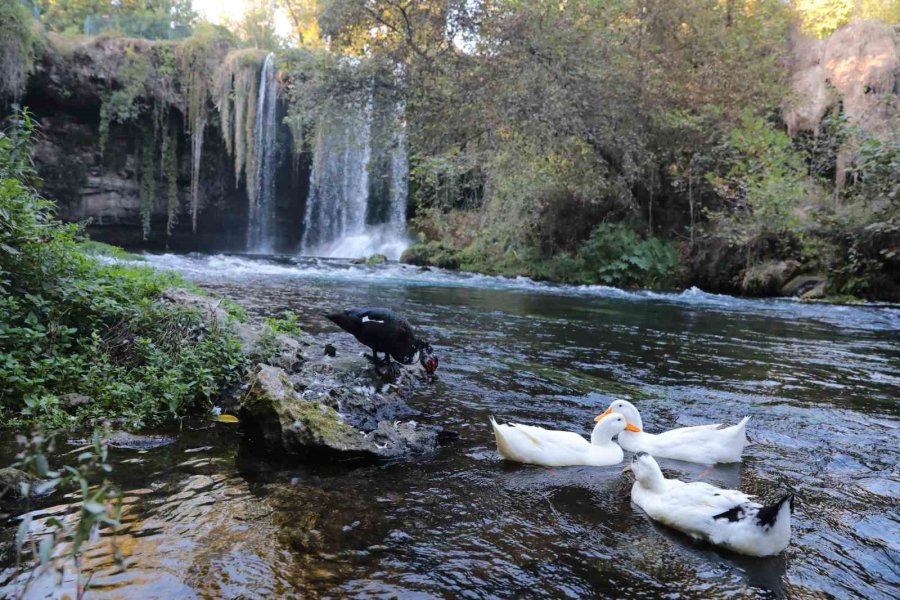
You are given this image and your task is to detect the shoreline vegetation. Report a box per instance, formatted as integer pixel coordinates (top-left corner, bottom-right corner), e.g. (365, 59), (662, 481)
(0, 112), (244, 431)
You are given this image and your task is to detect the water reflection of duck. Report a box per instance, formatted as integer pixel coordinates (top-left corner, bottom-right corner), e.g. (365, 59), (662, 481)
(325, 307), (438, 381)
(489, 413), (636, 467)
(626, 452), (794, 557)
(595, 399), (749, 464)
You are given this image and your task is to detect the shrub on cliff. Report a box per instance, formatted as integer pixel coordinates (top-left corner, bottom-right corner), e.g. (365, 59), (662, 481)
(0, 111), (246, 430)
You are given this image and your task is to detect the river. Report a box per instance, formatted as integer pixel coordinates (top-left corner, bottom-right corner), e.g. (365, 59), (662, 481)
(2, 254), (898, 599)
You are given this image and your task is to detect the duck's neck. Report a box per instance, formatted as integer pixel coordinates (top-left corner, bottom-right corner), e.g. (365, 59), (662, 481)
(590, 424), (614, 446)
(628, 410), (644, 431)
(638, 463), (667, 493)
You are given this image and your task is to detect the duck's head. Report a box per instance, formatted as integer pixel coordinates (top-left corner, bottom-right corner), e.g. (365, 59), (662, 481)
(595, 399), (641, 431)
(590, 411), (637, 445)
(416, 341), (438, 382)
(625, 452), (665, 487)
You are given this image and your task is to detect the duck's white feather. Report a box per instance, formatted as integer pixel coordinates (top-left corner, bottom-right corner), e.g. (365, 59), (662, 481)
(630, 454), (792, 557)
(607, 400), (750, 463)
(490, 416), (625, 467)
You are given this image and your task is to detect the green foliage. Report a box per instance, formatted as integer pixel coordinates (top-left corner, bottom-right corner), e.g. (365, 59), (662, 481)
(410, 148), (484, 212)
(793, 0), (900, 39)
(263, 311), (303, 336)
(220, 298), (247, 322)
(821, 136), (900, 295)
(574, 224), (680, 289)
(0, 1), (37, 101)
(36, 0), (196, 36)
(12, 430), (122, 600)
(77, 240), (143, 260)
(98, 46), (152, 156)
(706, 113), (808, 244)
(0, 111), (247, 430)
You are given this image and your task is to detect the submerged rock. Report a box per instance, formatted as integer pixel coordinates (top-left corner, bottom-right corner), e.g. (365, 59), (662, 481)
(68, 431), (176, 450)
(61, 393), (93, 412)
(240, 358), (440, 461)
(0, 468), (37, 507)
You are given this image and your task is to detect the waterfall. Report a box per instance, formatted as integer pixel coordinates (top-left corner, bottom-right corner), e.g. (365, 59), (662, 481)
(247, 52), (278, 252)
(190, 117), (205, 233)
(300, 101), (409, 260)
(388, 115), (409, 236)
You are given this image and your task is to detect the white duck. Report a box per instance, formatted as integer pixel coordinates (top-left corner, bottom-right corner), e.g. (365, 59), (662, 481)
(626, 452), (793, 557)
(595, 399), (749, 464)
(490, 412), (637, 467)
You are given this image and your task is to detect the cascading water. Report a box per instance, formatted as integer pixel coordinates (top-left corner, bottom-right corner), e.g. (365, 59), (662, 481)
(247, 52), (278, 252)
(300, 101), (409, 260)
(190, 118), (206, 233)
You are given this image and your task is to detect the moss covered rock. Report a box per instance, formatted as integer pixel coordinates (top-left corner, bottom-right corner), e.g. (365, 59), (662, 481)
(400, 242), (460, 269)
(240, 363), (439, 461)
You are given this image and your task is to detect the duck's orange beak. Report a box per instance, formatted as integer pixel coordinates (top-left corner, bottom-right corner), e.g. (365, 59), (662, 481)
(594, 408), (613, 422)
(625, 423), (641, 432)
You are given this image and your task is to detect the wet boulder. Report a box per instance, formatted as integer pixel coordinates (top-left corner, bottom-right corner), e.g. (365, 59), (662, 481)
(741, 260), (801, 296)
(782, 273), (828, 298)
(240, 359), (440, 461)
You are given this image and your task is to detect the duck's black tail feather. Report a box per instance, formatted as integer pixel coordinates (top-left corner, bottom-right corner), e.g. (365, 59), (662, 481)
(756, 494), (795, 528)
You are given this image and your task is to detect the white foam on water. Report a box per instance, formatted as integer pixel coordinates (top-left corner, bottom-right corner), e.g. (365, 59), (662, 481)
(123, 253), (900, 332)
(311, 225), (410, 260)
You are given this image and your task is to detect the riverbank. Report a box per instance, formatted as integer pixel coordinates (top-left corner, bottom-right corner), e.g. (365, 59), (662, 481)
(398, 241), (892, 304)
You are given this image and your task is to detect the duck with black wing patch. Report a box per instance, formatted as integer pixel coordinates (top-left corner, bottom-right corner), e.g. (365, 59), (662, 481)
(625, 452), (794, 557)
(325, 307), (438, 381)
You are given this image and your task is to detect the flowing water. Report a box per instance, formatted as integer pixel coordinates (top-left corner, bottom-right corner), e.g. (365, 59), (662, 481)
(247, 53), (278, 253)
(300, 104), (410, 261)
(2, 254), (898, 599)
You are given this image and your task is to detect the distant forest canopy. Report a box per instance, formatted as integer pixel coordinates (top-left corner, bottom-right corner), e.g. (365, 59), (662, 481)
(2, 0), (899, 298)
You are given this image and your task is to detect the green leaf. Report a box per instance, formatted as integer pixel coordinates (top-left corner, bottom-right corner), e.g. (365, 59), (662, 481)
(83, 500), (106, 515)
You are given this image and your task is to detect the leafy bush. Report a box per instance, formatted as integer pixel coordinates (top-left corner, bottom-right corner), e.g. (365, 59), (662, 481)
(263, 311), (303, 336)
(575, 224), (680, 289)
(0, 110), (246, 430)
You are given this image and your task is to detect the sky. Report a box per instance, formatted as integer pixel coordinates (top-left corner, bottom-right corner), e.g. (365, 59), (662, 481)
(191, 0), (293, 39)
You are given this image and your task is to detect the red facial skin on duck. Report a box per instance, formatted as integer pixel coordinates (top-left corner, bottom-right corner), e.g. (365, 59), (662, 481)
(424, 356), (438, 382)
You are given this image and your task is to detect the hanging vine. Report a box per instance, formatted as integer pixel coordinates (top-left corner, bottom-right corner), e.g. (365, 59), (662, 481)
(214, 49), (267, 193)
(176, 38), (215, 233)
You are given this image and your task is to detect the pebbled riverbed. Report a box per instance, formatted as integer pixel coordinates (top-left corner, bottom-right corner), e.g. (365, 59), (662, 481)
(2, 254), (898, 599)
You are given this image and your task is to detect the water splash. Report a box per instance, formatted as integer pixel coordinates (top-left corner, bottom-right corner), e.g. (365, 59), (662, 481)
(247, 52), (278, 252)
(300, 101), (409, 260)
